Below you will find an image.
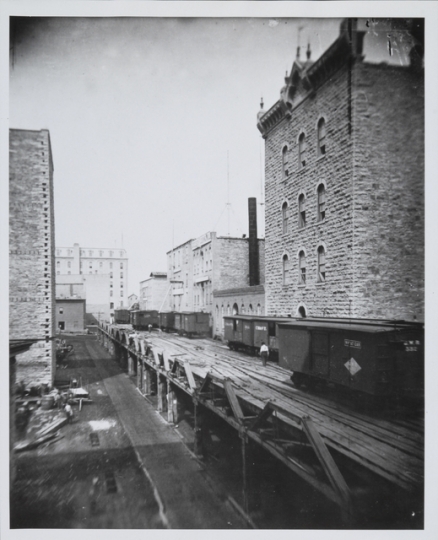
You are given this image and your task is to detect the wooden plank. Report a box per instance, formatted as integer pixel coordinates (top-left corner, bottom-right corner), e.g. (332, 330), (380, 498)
(223, 379), (245, 422)
(302, 416), (351, 508)
(183, 361), (198, 392)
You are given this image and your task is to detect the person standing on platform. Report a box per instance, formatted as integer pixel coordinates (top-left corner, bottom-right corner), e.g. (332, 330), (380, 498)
(260, 341), (269, 367)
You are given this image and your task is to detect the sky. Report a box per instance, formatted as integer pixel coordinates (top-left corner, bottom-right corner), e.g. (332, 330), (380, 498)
(6, 13), (424, 295)
(9, 16), (343, 295)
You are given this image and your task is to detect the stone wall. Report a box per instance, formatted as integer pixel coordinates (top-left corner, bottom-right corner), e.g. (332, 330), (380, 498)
(351, 62), (424, 320)
(264, 65), (354, 317)
(9, 129), (56, 385)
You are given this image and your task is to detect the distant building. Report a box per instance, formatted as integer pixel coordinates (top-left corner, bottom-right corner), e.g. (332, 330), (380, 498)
(55, 243), (128, 318)
(9, 129), (56, 386)
(139, 272), (169, 311)
(257, 19), (424, 320)
(128, 293), (139, 308)
(56, 274), (110, 323)
(55, 298), (85, 332)
(168, 203), (265, 331)
(212, 198), (266, 338)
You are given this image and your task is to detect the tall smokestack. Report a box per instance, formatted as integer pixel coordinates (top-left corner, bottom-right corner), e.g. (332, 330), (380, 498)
(248, 197), (260, 286)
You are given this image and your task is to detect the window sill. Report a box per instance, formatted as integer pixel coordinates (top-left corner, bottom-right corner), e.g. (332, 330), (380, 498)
(297, 284), (306, 289)
(315, 280), (327, 286)
(316, 153), (327, 163)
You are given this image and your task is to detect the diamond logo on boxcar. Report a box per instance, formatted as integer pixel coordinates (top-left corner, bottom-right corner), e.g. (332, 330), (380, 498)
(344, 357), (361, 376)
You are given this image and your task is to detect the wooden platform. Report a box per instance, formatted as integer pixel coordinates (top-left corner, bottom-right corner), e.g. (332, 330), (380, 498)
(101, 324), (424, 496)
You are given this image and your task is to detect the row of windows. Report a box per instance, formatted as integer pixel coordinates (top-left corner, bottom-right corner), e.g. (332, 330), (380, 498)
(282, 117), (327, 178)
(110, 290), (123, 297)
(282, 246), (326, 285)
(282, 184), (326, 232)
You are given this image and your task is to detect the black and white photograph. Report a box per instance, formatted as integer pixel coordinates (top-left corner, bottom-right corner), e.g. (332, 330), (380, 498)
(2, 0), (437, 535)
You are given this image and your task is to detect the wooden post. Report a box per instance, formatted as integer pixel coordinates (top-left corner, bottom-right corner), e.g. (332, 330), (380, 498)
(144, 366), (152, 395)
(194, 403), (204, 458)
(157, 376), (167, 413)
(128, 355), (134, 376)
(137, 360), (142, 390)
(241, 434), (249, 515)
(167, 381), (175, 424)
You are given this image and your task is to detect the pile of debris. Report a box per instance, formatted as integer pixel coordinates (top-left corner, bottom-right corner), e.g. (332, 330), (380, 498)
(14, 381), (92, 453)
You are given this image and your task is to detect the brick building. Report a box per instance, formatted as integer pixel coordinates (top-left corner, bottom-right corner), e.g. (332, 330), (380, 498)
(55, 298), (86, 332)
(257, 19), (424, 321)
(9, 129), (56, 386)
(139, 272), (169, 311)
(55, 243), (128, 318)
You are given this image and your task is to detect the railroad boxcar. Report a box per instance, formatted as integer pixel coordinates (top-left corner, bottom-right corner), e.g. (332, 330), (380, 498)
(224, 315), (291, 357)
(277, 319), (424, 398)
(114, 309), (131, 325)
(174, 312), (183, 333)
(131, 310), (159, 330)
(181, 311), (210, 337)
(159, 311), (176, 332)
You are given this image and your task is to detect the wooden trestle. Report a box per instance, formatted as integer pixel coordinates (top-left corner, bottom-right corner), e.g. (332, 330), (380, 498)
(98, 323), (424, 526)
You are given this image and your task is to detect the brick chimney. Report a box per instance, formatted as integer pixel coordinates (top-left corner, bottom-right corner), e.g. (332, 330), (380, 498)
(248, 198), (260, 286)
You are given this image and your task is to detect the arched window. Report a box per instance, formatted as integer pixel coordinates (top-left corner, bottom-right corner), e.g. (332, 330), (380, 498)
(282, 254), (291, 285)
(282, 145), (289, 178)
(298, 305), (307, 318)
(317, 184), (326, 221)
(249, 304), (253, 314)
(241, 304), (245, 314)
(227, 304), (231, 316)
(299, 251), (306, 284)
(232, 303), (239, 315)
(257, 303), (261, 315)
(298, 194), (306, 228)
(298, 133), (307, 168)
(317, 118), (326, 156)
(282, 202), (289, 234)
(318, 246), (326, 282)
(56, 261), (60, 267)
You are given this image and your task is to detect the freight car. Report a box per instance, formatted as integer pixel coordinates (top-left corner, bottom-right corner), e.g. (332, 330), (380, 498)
(278, 319), (424, 399)
(176, 311), (210, 337)
(223, 315), (291, 358)
(114, 309), (131, 324)
(159, 311), (176, 332)
(130, 310), (159, 330)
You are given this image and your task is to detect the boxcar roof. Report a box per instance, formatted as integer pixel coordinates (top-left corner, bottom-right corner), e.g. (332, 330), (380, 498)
(277, 320), (402, 333)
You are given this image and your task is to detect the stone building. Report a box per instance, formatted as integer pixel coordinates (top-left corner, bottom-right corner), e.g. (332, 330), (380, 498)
(257, 19), (424, 321)
(55, 243), (128, 318)
(9, 129), (56, 386)
(139, 272), (169, 311)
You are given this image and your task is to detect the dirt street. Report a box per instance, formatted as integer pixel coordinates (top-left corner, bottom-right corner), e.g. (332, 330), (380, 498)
(11, 333), (248, 529)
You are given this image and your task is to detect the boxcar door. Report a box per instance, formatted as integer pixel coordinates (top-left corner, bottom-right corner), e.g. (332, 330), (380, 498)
(278, 327), (310, 372)
(311, 332), (329, 378)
